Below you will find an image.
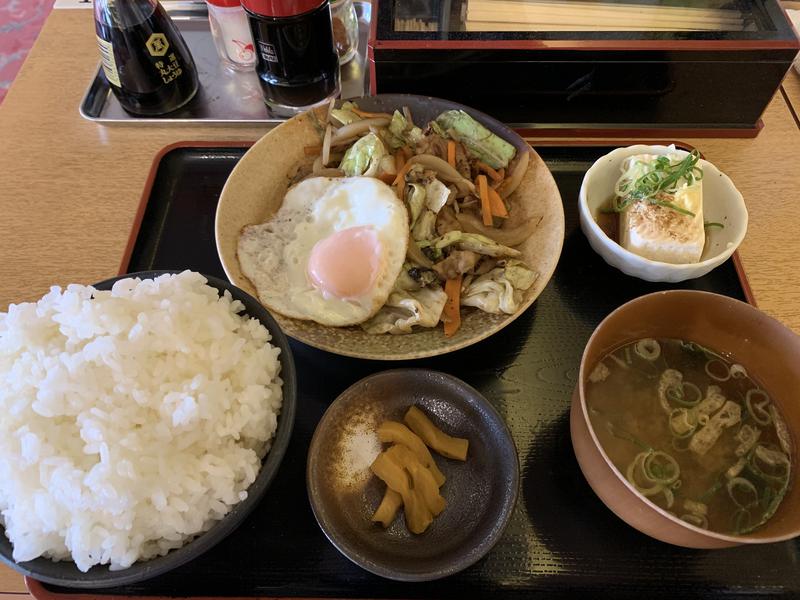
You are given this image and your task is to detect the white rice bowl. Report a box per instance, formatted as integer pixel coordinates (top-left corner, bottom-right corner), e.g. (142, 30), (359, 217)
(0, 271), (283, 572)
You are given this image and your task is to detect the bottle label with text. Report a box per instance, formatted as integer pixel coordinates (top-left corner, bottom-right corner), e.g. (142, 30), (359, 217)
(96, 35), (121, 87)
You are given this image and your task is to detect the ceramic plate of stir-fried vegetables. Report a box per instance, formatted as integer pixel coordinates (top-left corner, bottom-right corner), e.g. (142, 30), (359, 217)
(215, 94), (565, 359)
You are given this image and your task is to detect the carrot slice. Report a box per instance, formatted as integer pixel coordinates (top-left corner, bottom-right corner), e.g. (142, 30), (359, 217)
(475, 161), (503, 181)
(400, 145), (413, 159)
(442, 276), (462, 337)
(476, 161), (503, 182)
(477, 174), (492, 226)
(378, 172), (396, 184)
(394, 149), (406, 172)
(488, 186), (509, 218)
(392, 159), (415, 187)
(447, 140), (456, 168)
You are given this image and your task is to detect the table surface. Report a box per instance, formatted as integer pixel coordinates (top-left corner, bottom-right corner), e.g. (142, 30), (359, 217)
(1, 5), (800, 598)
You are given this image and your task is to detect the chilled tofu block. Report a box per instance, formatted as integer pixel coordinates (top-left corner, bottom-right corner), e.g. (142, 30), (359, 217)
(619, 157), (705, 264)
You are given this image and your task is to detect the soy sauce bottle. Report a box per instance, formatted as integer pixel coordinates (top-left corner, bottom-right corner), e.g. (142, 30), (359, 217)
(94, 0), (199, 116)
(242, 0), (340, 116)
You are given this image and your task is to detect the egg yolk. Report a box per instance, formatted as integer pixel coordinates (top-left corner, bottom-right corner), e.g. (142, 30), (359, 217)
(307, 226), (382, 300)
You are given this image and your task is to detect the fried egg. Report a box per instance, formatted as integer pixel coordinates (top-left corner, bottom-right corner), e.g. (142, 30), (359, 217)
(237, 177), (408, 326)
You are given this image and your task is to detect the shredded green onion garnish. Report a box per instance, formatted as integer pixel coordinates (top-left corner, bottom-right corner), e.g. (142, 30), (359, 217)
(704, 222), (725, 229)
(605, 150), (702, 217)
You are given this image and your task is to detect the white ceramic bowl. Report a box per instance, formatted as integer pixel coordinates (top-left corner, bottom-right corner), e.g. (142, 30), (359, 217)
(578, 145), (748, 282)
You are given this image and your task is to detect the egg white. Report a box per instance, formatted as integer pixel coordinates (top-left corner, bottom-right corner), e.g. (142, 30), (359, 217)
(237, 177), (409, 326)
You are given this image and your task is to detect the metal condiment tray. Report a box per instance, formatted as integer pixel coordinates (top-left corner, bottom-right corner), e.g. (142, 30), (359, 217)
(79, 3), (371, 125)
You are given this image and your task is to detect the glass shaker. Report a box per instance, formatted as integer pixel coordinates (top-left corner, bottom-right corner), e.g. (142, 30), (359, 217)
(330, 0), (358, 65)
(206, 0), (256, 71)
(241, 0), (340, 116)
(94, 0), (199, 116)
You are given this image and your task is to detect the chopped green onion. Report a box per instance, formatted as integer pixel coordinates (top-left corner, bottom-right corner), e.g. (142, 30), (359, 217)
(607, 149), (702, 217)
(634, 338), (661, 361)
(704, 222), (725, 229)
(705, 358), (731, 382)
(727, 477), (759, 509)
(606, 422), (650, 451)
(643, 451), (680, 485)
(745, 389), (772, 426)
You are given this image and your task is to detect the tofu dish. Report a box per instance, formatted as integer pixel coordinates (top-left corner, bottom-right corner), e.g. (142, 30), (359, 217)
(607, 148), (712, 264)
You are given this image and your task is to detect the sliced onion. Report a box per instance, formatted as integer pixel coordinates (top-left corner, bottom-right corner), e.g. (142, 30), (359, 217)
(455, 211), (542, 247)
(405, 154), (475, 194)
(497, 150), (530, 199)
(402, 105), (415, 128)
(331, 117), (390, 144)
(325, 97), (335, 125)
(407, 236), (434, 268)
(321, 124), (332, 167)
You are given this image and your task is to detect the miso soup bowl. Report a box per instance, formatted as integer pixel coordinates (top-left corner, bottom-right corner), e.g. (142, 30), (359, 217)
(570, 290), (800, 549)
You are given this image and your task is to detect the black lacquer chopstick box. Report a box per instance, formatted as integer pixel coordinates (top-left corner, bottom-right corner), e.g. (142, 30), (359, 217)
(368, 0), (799, 137)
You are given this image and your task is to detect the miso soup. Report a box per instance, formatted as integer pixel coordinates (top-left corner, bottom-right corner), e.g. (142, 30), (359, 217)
(587, 338), (793, 535)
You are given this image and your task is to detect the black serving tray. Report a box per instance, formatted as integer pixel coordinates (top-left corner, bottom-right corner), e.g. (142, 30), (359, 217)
(30, 143), (800, 600)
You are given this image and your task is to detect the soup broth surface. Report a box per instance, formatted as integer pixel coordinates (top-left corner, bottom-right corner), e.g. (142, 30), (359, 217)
(587, 338), (792, 535)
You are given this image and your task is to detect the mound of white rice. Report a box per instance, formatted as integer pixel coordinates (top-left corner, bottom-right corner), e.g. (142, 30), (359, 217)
(0, 271), (283, 572)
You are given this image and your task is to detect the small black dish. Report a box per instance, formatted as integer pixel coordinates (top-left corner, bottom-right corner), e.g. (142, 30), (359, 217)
(0, 270), (296, 588)
(307, 369), (519, 581)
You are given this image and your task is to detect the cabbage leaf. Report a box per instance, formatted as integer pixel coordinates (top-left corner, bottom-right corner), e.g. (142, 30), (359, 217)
(461, 260), (537, 314)
(435, 110), (516, 169)
(339, 133), (386, 177)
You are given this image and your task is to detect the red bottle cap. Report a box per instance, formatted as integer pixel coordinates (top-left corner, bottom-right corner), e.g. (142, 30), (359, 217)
(241, 0), (326, 18)
(207, 0), (244, 7)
